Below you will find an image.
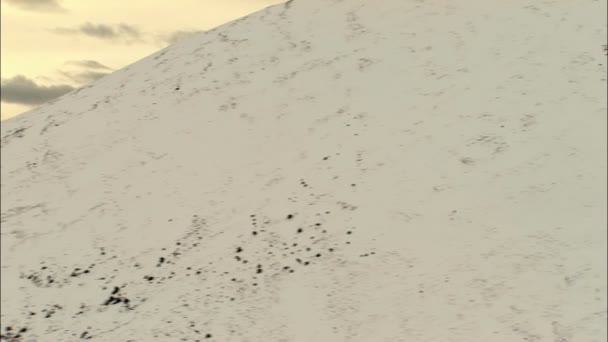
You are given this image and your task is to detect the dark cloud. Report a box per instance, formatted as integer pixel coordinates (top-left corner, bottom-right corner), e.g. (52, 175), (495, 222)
(1, 75), (75, 106)
(59, 70), (110, 84)
(4, 0), (66, 12)
(161, 30), (205, 45)
(52, 22), (143, 43)
(65, 60), (112, 70)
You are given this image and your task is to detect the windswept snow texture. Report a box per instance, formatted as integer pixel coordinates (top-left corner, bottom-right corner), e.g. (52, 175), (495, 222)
(1, 0), (607, 341)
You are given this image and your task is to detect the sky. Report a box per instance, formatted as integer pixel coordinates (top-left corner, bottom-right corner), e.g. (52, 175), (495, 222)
(0, 0), (284, 121)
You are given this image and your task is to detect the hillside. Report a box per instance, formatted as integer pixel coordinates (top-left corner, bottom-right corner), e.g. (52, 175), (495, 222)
(1, 0), (606, 340)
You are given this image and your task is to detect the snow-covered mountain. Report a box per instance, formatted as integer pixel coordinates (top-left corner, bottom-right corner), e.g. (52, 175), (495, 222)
(1, 0), (606, 341)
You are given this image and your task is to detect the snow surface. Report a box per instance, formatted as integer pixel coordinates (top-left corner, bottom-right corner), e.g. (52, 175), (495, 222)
(1, 0), (606, 341)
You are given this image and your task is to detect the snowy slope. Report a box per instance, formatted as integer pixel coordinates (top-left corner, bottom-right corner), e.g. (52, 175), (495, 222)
(1, 0), (606, 341)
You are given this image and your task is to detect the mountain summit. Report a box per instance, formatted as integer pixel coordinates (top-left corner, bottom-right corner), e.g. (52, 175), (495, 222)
(1, 0), (606, 340)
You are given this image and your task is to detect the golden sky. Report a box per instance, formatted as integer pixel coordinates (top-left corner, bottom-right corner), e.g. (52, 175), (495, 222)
(0, 0), (284, 121)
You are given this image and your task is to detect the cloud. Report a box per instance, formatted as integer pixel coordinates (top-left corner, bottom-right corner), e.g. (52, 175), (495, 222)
(52, 22), (143, 43)
(60, 60), (112, 83)
(165, 30), (205, 45)
(34, 75), (55, 83)
(0, 75), (75, 106)
(59, 70), (110, 84)
(159, 29), (204, 46)
(4, 0), (66, 12)
(65, 60), (112, 70)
